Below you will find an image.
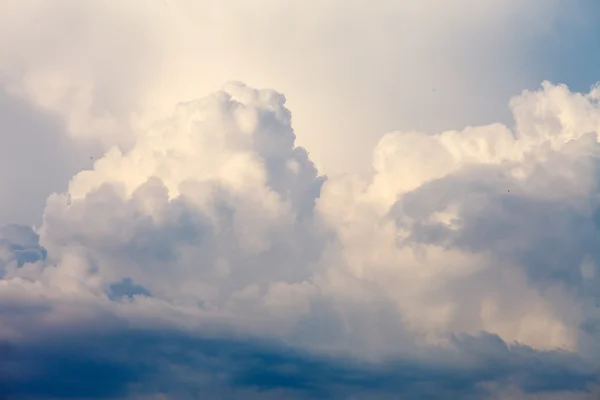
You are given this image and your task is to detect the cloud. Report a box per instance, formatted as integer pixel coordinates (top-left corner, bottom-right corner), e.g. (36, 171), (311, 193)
(0, 224), (46, 279)
(0, 80), (600, 398)
(2, 2), (600, 397)
(0, 328), (597, 400)
(1, 0), (595, 175)
(1, 0), (597, 244)
(317, 81), (600, 352)
(0, 87), (98, 225)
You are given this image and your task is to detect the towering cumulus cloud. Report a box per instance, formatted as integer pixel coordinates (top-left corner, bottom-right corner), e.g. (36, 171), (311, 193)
(2, 81), (600, 399)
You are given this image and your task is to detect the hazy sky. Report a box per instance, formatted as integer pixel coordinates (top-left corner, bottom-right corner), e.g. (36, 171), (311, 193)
(1, 1), (600, 399)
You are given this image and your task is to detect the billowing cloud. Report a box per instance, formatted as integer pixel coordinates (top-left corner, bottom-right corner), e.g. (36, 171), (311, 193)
(316, 82), (600, 352)
(1, 0), (597, 228)
(2, 1), (600, 398)
(1, 80), (600, 398)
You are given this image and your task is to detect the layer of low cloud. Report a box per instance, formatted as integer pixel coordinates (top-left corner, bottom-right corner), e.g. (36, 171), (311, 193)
(1, 80), (600, 398)
(1, 328), (597, 400)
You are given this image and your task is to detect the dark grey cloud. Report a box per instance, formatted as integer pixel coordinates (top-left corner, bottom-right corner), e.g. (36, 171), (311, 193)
(0, 326), (597, 400)
(0, 224), (46, 277)
(393, 153), (600, 299)
(107, 278), (152, 301)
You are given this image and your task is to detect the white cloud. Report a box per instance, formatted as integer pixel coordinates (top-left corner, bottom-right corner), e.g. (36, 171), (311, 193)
(1, 2), (600, 397)
(0, 0), (592, 228)
(1, 80), (599, 361)
(316, 81), (600, 351)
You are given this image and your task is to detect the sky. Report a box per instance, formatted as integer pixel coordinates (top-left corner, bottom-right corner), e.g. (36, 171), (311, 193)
(1, 1), (600, 399)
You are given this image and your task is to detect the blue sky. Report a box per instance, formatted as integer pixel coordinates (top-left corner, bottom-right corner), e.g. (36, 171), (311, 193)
(540, 1), (600, 94)
(1, 1), (600, 399)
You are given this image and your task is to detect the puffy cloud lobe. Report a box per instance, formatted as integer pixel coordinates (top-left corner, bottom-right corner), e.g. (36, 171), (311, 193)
(1, 82), (600, 398)
(317, 81), (600, 351)
(32, 82), (326, 326)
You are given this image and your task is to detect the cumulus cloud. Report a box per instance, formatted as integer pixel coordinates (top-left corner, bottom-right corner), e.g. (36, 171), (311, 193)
(2, 2), (600, 398)
(317, 82), (600, 352)
(1, 80), (600, 398)
(1, 0), (597, 232)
